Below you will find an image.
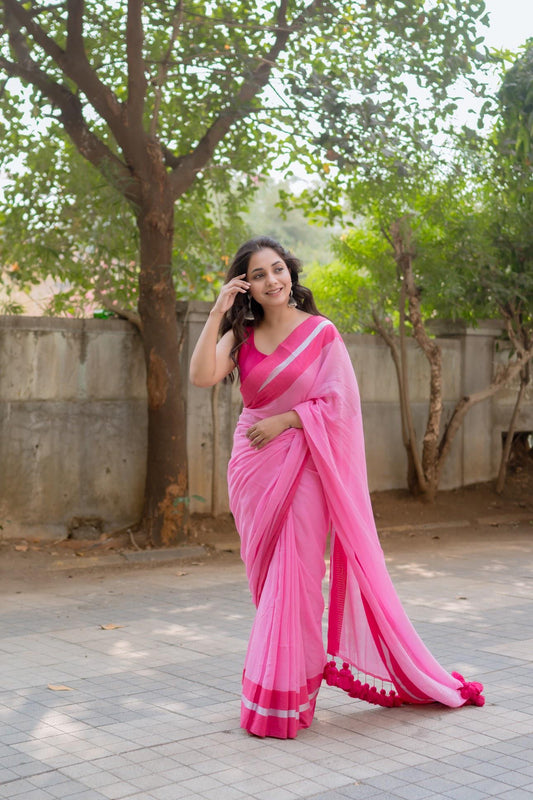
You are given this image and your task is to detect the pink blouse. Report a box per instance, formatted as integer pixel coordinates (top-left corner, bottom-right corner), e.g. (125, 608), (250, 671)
(238, 329), (267, 382)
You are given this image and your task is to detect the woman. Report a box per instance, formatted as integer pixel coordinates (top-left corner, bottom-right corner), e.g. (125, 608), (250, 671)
(190, 236), (484, 739)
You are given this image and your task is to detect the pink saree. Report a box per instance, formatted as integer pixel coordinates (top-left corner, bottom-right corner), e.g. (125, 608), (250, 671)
(228, 315), (484, 739)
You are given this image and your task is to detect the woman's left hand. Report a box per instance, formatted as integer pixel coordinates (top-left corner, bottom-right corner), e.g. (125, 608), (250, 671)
(246, 415), (289, 450)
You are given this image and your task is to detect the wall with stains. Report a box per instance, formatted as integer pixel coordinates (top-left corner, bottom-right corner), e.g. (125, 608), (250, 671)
(0, 317), (147, 540)
(1, 310), (531, 540)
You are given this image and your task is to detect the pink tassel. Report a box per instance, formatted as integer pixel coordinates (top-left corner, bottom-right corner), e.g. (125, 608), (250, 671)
(322, 660), (403, 708)
(348, 679), (362, 698)
(338, 662), (354, 691)
(324, 660), (337, 686)
(452, 672), (485, 707)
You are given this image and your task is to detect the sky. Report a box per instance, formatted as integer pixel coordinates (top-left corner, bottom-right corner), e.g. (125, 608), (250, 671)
(482, 0), (532, 50)
(451, 0), (532, 129)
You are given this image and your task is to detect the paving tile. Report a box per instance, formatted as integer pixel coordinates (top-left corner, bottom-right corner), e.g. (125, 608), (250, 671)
(27, 771), (73, 789)
(365, 773), (409, 791)
(441, 788), (488, 800)
(497, 772), (533, 788)
(148, 787), (192, 800)
(468, 777), (530, 795)
(497, 791), (533, 800)
(0, 534), (532, 800)
(0, 782), (45, 799)
(336, 786), (382, 799)
(393, 785), (434, 800)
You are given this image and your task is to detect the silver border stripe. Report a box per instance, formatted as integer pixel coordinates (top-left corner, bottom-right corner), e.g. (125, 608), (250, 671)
(258, 319), (332, 392)
(242, 686), (320, 718)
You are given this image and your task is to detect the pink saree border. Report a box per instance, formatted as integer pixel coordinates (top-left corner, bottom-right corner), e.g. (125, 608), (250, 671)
(240, 315), (336, 407)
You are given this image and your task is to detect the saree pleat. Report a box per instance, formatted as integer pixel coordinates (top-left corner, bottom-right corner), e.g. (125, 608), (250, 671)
(237, 454), (328, 738)
(229, 315), (484, 739)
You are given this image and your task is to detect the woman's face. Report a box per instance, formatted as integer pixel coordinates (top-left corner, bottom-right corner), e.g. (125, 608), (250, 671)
(246, 248), (292, 309)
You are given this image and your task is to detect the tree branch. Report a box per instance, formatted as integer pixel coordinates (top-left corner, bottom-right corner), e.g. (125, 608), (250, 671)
(3, 0), (65, 61)
(126, 0), (146, 135)
(27, 2), (67, 19)
(501, 307), (528, 358)
(0, 39), (139, 205)
(150, 0), (183, 138)
(3, 0), (128, 150)
(495, 372), (528, 494)
(168, 0), (324, 197)
(66, 0), (83, 58)
(436, 344), (533, 480)
(95, 291), (143, 331)
(160, 143), (185, 170)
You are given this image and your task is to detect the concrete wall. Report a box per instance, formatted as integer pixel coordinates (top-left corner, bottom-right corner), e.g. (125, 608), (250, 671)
(344, 331), (464, 492)
(182, 303), (241, 517)
(0, 317), (147, 540)
(1, 308), (532, 539)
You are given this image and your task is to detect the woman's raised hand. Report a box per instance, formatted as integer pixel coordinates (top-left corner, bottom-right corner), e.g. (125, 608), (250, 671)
(190, 273), (249, 386)
(212, 273), (250, 315)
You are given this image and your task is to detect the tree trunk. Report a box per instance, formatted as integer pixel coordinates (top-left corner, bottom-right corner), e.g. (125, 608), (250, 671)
(495, 365), (529, 494)
(137, 192), (187, 547)
(394, 220), (442, 502)
(390, 218), (432, 497)
(398, 281), (427, 495)
(371, 311), (421, 494)
(419, 349), (442, 503)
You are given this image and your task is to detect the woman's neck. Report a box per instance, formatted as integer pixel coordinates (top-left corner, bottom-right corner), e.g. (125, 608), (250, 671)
(260, 306), (301, 329)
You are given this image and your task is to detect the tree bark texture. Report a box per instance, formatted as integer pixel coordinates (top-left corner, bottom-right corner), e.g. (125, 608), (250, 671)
(495, 361), (530, 494)
(136, 181), (187, 547)
(372, 309), (421, 495)
(391, 219), (439, 499)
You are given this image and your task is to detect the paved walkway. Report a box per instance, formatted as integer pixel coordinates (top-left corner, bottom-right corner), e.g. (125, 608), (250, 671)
(1, 523), (532, 800)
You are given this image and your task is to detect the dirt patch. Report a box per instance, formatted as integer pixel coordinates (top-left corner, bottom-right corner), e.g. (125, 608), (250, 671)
(371, 461), (533, 530)
(1, 459), (531, 589)
(185, 461), (533, 549)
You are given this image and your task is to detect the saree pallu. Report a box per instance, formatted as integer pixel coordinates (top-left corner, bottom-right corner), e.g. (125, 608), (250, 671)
(228, 315), (484, 739)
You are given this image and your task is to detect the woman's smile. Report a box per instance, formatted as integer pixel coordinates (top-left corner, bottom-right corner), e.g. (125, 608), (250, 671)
(247, 247), (292, 307)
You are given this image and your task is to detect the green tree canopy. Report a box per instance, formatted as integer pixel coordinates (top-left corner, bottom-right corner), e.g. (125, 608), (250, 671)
(0, 1), (495, 314)
(0, 0), (496, 541)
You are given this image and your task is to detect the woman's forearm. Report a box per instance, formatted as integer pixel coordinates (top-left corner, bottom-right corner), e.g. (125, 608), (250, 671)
(189, 308), (225, 386)
(190, 273), (249, 387)
(280, 410), (303, 430)
(245, 409), (303, 449)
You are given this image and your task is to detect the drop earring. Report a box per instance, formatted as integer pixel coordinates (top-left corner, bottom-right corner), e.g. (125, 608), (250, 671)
(287, 287), (297, 309)
(244, 292), (255, 321)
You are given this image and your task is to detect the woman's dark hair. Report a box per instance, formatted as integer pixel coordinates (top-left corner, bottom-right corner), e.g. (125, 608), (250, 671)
(219, 236), (321, 380)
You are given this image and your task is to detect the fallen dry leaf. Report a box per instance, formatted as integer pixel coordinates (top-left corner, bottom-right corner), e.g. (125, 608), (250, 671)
(15, 544), (28, 552)
(99, 624), (124, 630)
(48, 684), (73, 691)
